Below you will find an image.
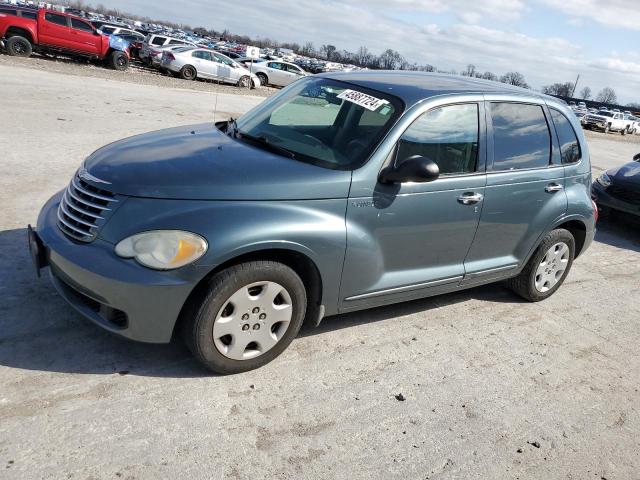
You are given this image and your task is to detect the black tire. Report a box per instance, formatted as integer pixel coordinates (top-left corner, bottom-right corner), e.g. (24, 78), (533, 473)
(620, 128), (626, 136)
(6, 35), (32, 57)
(110, 51), (129, 71)
(180, 65), (197, 80)
(506, 229), (575, 302)
(181, 261), (307, 374)
(237, 75), (251, 88)
(256, 72), (268, 87)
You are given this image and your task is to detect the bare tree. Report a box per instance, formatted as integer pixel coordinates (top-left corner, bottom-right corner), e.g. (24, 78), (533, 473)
(579, 86), (592, 100)
(462, 64), (477, 77)
(542, 82), (575, 97)
(596, 87), (617, 104)
(378, 49), (405, 70)
(480, 71), (498, 81)
(300, 42), (315, 57)
(499, 72), (529, 88)
(320, 44), (337, 61)
(626, 102), (640, 110)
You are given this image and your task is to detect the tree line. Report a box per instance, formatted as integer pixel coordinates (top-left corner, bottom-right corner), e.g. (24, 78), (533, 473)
(62, 0), (634, 107)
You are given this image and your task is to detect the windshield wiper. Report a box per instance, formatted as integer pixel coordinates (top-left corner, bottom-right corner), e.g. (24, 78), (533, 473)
(236, 131), (296, 159)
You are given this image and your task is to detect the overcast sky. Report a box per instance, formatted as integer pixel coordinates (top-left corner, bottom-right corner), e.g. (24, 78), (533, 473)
(103, 0), (639, 104)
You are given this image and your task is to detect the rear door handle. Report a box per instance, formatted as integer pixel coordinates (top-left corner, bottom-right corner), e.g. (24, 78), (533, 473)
(457, 192), (484, 205)
(545, 183), (564, 193)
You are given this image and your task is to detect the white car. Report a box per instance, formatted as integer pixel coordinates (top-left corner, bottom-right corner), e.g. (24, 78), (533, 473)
(249, 60), (307, 87)
(162, 48), (260, 88)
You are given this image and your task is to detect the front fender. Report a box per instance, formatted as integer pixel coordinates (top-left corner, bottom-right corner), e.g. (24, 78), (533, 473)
(99, 198), (348, 315)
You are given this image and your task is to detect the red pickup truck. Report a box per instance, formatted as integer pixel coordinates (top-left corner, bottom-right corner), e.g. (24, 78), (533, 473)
(0, 9), (129, 70)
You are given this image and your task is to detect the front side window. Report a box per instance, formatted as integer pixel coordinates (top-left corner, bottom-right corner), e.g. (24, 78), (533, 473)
(397, 103), (479, 175)
(268, 62), (283, 70)
(22, 11), (36, 19)
(45, 13), (68, 26)
(71, 18), (93, 32)
(151, 36), (166, 46)
(234, 77), (402, 170)
(491, 103), (551, 170)
(550, 109), (581, 164)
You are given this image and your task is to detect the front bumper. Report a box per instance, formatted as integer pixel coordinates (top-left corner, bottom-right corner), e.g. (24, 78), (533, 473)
(591, 181), (640, 217)
(33, 192), (201, 343)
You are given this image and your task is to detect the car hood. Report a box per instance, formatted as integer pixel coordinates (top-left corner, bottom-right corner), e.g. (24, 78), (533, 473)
(608, 161), (640, 185)
(84, 123), (352, 200)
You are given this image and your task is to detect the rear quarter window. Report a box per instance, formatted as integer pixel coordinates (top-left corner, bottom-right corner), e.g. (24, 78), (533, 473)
(550, 109), (581, 164)
(21, 11), (37, 19)
(490, 102), (551, 170)
(151, 36), (167, 45)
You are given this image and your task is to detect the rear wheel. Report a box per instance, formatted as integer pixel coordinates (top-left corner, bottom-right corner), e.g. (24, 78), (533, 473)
(181, 261), (307, 374)
(110, 51), (129, 71)
(256, 72), (268, 86)
(6, 36), (32, 57)
(180, 65), (197, 80)
(620, 128), (626, 136)
(507, 229), (575, 302)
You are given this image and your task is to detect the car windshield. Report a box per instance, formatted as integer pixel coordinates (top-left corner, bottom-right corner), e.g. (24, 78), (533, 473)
(233, 77), (403, 170)
(599, 112), (613, 117)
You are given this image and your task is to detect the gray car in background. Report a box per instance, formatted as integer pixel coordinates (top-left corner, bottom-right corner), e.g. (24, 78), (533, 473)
(29, 72), (596, 374)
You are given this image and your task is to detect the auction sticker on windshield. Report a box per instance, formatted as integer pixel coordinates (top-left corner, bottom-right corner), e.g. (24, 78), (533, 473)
(337, 90), (389, 111)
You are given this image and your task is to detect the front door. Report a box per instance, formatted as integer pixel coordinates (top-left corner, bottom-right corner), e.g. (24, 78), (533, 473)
(462, 100), (567, 284)
(341, 102), (487, 311)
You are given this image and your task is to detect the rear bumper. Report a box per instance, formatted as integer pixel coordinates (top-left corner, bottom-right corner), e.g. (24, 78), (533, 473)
(591, 181), (640, 217)
(34, 192), (200, 343)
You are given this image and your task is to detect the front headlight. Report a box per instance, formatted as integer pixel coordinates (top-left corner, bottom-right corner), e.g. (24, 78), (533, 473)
(115, 230), (207, 270)
(596, 172), (612, 188)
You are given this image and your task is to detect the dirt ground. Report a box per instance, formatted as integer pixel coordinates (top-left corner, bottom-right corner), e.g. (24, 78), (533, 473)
(0, 59), (639, 480)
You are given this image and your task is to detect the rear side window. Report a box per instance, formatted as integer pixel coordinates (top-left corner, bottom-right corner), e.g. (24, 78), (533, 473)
(490, 103), (551, 170)
(151, 36), (166, 46)
(71, 18), (93, 32)
(22, 10), (37, 19)
(168, 39), (185, 45)
(397, 103), (479, 175)
(550, 109), (581, 164)
(0, 8), (18, 16)
(100, 26), (115, 34)
(45, 13), (68, 26)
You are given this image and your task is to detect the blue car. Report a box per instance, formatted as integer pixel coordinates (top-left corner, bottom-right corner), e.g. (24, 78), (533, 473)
(29, 72), (597, 373)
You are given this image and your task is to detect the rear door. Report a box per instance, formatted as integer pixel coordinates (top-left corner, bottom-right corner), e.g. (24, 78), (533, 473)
(39, 12), (71, 49)
(69, 17), (100, 55)
(266, 62), (288, 86)
(462, 99), (567, 284)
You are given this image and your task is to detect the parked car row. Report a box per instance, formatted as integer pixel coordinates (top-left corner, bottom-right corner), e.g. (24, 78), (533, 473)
(571, 104), (639, 135)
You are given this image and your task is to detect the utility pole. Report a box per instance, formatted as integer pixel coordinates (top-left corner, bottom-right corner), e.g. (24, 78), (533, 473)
(571, 74), (580, 98)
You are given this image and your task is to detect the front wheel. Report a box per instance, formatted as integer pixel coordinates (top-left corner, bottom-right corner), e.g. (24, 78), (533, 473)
(256, 72), (268, 87)
(507, 229), (575, 302)
(6, 36), (32, 57)
(181, 261), (307, 374)
(110, 51), (129, 71)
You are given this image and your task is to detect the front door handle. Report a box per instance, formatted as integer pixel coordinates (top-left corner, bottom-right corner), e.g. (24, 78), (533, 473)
(545, 183), (564, 193)
(457, 192), (484, 205)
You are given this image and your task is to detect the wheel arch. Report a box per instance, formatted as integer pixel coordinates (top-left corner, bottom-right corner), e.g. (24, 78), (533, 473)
(5, 26), (33, 43)
(173, 246), (324, 340)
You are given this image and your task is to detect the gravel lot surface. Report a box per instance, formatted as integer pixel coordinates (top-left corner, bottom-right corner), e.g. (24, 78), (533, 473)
(1, 60), (639, 480)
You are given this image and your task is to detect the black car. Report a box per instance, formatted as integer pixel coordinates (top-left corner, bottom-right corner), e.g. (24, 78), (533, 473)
(592, 153), (640, 216)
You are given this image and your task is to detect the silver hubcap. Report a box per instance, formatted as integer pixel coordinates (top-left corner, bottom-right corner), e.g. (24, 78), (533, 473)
(212, 281), (292, 360)
(535, 242), (570, 293)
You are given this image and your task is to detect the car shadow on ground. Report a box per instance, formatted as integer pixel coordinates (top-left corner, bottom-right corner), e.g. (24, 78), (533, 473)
(594, 213), (640, 253)
(1, 219), (637, 378)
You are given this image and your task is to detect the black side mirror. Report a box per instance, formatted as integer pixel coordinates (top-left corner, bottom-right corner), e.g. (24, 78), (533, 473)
(634, 153), (640, 162)
(379, 155), (440, 184)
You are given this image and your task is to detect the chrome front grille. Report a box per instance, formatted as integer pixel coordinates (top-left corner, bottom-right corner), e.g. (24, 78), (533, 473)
(57, 175), (117, 242)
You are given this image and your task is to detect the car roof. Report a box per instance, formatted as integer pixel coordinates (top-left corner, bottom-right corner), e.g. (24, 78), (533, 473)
(318, 70), (553, 108)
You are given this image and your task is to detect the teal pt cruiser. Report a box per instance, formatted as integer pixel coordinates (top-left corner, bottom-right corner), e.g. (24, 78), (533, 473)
(29, 72), (597, 374)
